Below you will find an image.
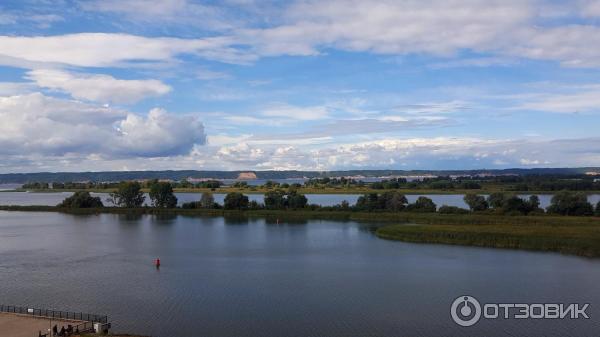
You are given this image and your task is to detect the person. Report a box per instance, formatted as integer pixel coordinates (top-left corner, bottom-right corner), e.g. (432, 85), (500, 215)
(52, 325), (57, 335)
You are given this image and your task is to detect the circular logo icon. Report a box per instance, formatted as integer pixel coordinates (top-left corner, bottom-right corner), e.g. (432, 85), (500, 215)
(451, 295), (481, 327)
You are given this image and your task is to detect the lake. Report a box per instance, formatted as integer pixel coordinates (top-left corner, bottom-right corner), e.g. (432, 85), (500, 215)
(1, 211), (599, 337)
(1, 191), (599, 209)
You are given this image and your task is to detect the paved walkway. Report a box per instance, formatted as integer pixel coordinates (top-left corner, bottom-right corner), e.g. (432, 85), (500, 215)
(0, 312), (83, 337)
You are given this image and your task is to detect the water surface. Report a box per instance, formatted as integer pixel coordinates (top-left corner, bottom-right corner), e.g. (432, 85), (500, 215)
(1, 211), (599, 337)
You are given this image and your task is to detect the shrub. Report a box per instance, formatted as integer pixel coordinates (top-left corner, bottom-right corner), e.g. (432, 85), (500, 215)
(438, 205), (470, 214)
(58, 191), (103, 208)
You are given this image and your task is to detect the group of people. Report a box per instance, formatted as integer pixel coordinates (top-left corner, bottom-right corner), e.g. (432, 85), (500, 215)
(39, 323), (79, 337)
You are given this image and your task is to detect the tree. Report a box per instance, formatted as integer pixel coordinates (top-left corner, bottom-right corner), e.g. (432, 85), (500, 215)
(528, 195), (541, 210)
(200, 192), (215, 208)
(355, 193), (381, 211)
(224, 192), (249, 210)
(547, 191), (594, 216)
(287, 191), (308, 209)
(109, 181), (145, 208)
(464, 193), (488, 212)
(407, 196), (437, 212)
(596, 201), (600, 216)
(502, 196), (530, 215)
(264, 190), (286, 209)
(58, 191), (103, 208)
(149, 181), (178, 208)
(487, 192), (506, 209)
(382, 191), (408, 211)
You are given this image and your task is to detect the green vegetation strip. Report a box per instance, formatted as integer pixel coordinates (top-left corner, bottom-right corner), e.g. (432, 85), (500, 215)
(376, 222), (600, 257)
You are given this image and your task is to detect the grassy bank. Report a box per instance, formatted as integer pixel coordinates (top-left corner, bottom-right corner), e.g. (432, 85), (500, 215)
(376, 222), (600, 257)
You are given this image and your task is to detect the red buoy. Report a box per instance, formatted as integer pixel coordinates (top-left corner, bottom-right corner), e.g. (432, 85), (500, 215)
(155, 258), (161, 267)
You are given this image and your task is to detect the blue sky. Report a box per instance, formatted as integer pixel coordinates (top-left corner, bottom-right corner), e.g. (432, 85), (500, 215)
(1, 0), (600, 172)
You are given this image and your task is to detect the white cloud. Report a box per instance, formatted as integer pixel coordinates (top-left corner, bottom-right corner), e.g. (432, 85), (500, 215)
(580, 0), (600, 17)
(517, 86), (600, 113)
(27, 69), (171, 104)
(0, 33), (252, 68)
(0, 93), (206, 158)
(261, 103), (330, 120)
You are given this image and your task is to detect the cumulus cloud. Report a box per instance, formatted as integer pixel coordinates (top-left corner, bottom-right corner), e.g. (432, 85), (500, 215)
(115, 108), (206, 156)
(26, 69), (171, 104)
(0, 93), (206, 158)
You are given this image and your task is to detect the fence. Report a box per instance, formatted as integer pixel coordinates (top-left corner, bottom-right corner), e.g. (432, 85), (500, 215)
(0, 304), (107, 323)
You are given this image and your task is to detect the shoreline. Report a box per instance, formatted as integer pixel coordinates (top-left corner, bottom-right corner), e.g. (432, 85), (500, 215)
(1, 205), (599, 257)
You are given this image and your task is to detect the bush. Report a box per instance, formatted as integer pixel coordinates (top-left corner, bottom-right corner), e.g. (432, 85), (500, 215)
(438, 205), (470, 214)
(58, 191), (103, 208)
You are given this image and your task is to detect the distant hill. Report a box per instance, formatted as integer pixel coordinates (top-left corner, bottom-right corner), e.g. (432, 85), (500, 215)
(0, 167), (598, 184)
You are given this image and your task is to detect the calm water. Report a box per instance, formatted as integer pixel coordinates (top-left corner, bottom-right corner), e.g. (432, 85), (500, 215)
(1, 191), (599, 209)
(1, 211), (599, 337)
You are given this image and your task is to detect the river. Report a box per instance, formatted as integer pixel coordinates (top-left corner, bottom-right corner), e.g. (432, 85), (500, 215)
(1, 211), (599, 337)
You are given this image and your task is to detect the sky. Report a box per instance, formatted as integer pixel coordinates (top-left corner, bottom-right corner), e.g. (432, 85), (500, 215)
(1, 0), (600, 172)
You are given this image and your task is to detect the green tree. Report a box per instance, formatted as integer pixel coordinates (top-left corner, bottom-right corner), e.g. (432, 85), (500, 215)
(149, 181), (178, 208)
(109, 181), (145, 208)
(264, 190), (286, 209)
(464, 193), (489, 212)
(200, 192), (215, 208)
(487, 192), (506, 209)
(287, 191), (308, 209)
(382, 191), (408, 211)
(407, 196), (437, 212)
(528, 195), (541, 210)
(58, 191), (103, 208)
(224, 192), (249, 210)
(596, 201), (600, 216)
(547, 191), (594, 216)
(355, 193), (381, 211)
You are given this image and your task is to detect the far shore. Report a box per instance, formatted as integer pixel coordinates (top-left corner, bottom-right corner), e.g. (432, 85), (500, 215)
(8, 187), (600, 195)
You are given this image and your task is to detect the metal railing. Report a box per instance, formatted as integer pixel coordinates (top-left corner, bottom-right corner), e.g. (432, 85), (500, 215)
(0, 304), (107, 323)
